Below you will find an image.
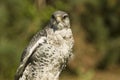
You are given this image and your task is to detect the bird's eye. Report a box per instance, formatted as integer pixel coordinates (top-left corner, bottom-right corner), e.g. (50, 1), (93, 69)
(63, 15), (68, 19)
(52, 15), (55, 19)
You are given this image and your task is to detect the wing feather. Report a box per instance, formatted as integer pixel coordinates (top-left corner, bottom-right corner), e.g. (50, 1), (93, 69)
(15, 29), (47, 80)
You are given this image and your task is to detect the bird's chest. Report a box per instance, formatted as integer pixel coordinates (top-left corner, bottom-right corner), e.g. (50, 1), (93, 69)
(31, 29), (73, 72)
(46, 29), (73, 59)
(47, 29), (73, 47)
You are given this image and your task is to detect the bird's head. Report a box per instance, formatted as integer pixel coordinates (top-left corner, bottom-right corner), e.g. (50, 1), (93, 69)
(50, 11), (70, 30)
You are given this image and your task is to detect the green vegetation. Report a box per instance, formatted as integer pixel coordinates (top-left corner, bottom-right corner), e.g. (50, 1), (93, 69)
(0, 0), (120, 80)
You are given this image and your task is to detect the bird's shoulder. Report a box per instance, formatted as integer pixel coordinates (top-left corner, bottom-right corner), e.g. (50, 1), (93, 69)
(21, 28), (47, 61)
(15, 28), (48, 80)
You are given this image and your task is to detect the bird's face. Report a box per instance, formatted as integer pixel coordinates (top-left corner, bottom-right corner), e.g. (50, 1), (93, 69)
(50, 11), (70, 30)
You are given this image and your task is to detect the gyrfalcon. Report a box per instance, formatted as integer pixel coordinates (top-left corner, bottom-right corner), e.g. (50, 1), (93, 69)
(15, 11), (74, 80)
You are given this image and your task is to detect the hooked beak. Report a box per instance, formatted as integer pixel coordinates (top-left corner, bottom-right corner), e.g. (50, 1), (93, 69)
(56, 16), (62, 24)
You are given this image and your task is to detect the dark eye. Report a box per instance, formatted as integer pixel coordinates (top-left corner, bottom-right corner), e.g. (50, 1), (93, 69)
(51, 15), (55, 19)
(63, 15), (68, 19)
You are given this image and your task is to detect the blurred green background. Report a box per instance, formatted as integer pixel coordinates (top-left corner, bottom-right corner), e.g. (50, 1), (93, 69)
(0, 0), (120, 80)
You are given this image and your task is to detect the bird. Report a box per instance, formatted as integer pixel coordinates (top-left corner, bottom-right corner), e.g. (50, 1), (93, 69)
(15, 11), (74, 80)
